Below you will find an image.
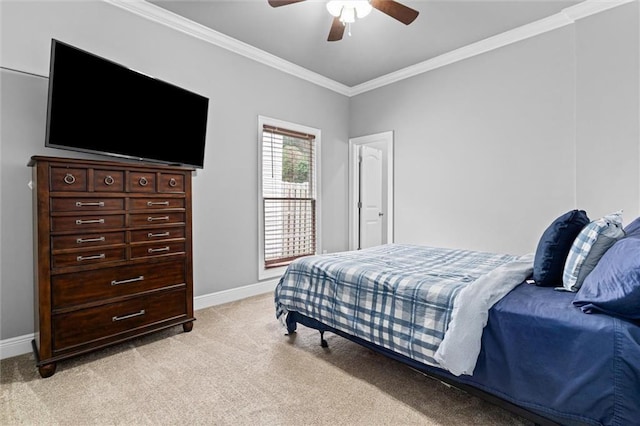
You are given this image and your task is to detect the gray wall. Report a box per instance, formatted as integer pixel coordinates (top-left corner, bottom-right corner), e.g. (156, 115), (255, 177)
(350, 2), (639, 255)
(0, 1), (350, 340)
(575, 4), (640, 218)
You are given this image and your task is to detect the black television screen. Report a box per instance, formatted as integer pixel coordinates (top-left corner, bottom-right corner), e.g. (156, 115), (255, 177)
(45, 39), (209, 169)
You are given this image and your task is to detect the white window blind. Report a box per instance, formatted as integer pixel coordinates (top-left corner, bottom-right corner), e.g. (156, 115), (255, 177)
(262, 124), (316, 268)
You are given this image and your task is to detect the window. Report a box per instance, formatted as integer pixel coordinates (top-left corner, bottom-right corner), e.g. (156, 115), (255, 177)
(259, 117), (320, 279)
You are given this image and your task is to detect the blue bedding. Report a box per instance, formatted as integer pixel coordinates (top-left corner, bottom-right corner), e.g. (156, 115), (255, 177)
(459, 283), (640, 425)
(275, 244), (518, 367)
(276, 245), (640, 425)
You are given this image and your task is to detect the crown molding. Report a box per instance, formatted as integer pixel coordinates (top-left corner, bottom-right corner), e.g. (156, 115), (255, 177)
(103, 0), (352, 96)
(105, 0), (635, 98)
(563, 0), (635, 20)
(349, 0), (635, 96)
(348, 12), (573, 96)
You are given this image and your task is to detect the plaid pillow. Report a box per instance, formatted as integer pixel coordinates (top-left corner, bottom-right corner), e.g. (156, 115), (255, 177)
(562, 211), (624, 292)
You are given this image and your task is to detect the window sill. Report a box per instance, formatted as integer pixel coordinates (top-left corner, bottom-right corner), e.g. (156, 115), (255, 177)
(259, 265), (287, 281)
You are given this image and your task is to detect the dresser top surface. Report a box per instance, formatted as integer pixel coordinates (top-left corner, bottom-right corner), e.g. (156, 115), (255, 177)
(28, 155), (196, 172)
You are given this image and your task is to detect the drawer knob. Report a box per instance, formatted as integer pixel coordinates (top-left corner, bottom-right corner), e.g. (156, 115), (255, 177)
(138, 177), (148, 186)
(169, 178), (177, 187)
(63, 173), (76, 185)
(112, 310), (145, 322)
(104, 175), (115, 186)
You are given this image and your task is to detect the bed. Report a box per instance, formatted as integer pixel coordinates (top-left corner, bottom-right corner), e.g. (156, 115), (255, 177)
(274, 211), (640, 426)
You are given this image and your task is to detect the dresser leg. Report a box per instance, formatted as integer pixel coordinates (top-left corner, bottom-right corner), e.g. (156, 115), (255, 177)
(182, 321), (194, 333)
(38, 363), (57, 378)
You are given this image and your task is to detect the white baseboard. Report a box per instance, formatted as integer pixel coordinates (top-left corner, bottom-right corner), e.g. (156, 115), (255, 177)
(193, 278), (279, 311)
(0, 279), (280, 360)
(0, 333), (34, 360)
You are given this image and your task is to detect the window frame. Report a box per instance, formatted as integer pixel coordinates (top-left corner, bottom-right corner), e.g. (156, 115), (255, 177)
(258, 115), (321, 280)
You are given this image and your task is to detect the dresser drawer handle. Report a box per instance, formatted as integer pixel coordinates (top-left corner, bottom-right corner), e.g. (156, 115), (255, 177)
(169, 178), (177, 187)
(148, 246), (170, 253)
(111, 275), (144, 286)
(112, 310), (145, 322)
(139, 177), (148, 186)
(77, 236), (106, 244)
(147, 216), (169, 222)
(76, 218), (105, 225)
(77, 254), (105, 262)
(75, 201), (105, 207)
(104, 175), (115, 185)
(147, 201), (169, 206)
(148, 232), (170, 238)
(63, 173), (76, 185)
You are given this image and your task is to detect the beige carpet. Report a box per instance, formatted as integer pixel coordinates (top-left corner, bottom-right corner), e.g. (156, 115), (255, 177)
(1, 292), (533, 425)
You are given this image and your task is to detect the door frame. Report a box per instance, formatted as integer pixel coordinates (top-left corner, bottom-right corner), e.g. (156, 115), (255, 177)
(348, 131), (394, 251)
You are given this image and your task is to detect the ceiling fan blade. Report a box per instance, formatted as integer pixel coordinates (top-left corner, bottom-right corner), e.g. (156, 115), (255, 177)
(327, 17), (345, 42)
(370, 0), (419, 25)
(268, 0), (306, 7)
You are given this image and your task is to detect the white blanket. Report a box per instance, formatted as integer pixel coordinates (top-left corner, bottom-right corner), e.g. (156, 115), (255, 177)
(433, 253), (535, 376)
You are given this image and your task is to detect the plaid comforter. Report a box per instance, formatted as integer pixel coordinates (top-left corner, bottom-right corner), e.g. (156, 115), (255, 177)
(274, 243), (518, 368)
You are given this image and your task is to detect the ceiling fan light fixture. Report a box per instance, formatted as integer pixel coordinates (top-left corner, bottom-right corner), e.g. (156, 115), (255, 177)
(271, 0), (419, 42)
(341, 7), (356, 23)
(354, 1), (372, 18)
(326, 0), (344, 17)
(326, 1), (372, 23)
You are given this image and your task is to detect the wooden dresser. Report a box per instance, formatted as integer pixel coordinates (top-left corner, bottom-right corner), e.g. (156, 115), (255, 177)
(29, 156), (195, 378)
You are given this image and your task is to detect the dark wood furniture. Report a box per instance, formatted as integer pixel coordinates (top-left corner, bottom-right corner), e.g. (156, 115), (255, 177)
(29, 156), (195, 378)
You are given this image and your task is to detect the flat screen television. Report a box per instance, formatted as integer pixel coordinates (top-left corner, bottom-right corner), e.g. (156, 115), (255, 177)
(45, 39), (209, 169)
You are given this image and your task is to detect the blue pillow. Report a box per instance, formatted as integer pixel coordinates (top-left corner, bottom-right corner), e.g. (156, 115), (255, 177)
(532, 210), (590, 287)
(624, 216), (640, 237)
(573, 237), (640, 319)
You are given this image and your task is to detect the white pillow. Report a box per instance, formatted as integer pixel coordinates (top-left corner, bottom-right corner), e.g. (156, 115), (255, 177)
(561, 210), (624, 292)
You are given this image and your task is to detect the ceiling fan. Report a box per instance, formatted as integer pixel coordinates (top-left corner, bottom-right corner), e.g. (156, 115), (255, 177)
(267, 0), (419, 42)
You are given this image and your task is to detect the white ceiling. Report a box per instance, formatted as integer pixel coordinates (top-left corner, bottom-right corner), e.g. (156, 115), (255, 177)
(147, 0), (582, 87)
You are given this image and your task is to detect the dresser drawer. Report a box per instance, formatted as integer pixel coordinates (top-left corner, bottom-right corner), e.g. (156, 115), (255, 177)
(50, 167), (87, 192)
(52, 231), (126, 250)
(51, 198), (125, 212)
(130, 227), (185, 243)
(52, 260), (186, 308)
(51, 214), (126, 232)
(52, 288), (186, 351)
(130, 198), (185, 210)
(94, 169), (125, 192)
(131, 241), (186, 259)
(129, 172), (156, 193)
(52, 247), (126, 269)
(158, 173), (185, 193)
(129, 212), (185, 227)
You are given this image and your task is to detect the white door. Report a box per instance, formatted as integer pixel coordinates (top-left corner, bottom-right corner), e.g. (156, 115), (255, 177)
(359, 145), (383, 249)
(348, 131), (393, 251)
